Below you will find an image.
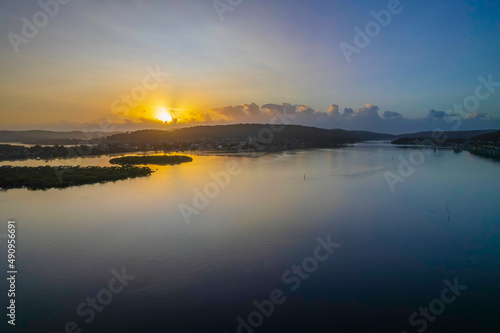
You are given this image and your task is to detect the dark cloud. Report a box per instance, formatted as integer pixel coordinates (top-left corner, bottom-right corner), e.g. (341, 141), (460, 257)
(428, 109), (447, 119)
(343, 108), (354, 118)
(383, 111), (404, 120)
(328, 104), (340, 116)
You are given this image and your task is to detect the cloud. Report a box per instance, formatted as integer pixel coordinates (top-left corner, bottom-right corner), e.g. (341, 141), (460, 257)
(429, 110), (449, 119)
(3, 102), (499, 135)
(208, 103), (270, 123)
(343, 108), (354, 118)
(466, 112), (490, 120)
(328, 104), (340, 116)
(383, 111), (404, 120)
(203, 103), (500, 134)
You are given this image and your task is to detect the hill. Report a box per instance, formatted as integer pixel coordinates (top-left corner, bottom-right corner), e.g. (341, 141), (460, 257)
(472, 130), (500, 142)
(2, 126), (498, 147)
(0, 130), (115, 144)
(394, 129), (497, 140)
(107, 124), (394, 146)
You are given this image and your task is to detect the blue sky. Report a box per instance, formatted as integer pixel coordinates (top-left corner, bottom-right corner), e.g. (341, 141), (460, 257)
(0, 0), (499, 133)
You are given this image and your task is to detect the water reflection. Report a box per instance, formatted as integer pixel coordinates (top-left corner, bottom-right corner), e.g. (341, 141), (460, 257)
(0, 143), (499, 332)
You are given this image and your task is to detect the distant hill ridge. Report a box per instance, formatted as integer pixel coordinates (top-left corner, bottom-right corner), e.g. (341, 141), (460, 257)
(393, 129), (498, 140)
(0, 125), (498, 145)
(472, 130), (500, 142)
(106, 124), (393, 145)
(0, 130), (115, 144)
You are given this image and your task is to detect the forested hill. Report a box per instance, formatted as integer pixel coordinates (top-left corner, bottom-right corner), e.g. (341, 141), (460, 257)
(2, 126), (498, 146)
(0, 130), (114, 144)
(107, 124), (394, 145)
(472, 130), (500, 142)
(393, 129), (497, 140)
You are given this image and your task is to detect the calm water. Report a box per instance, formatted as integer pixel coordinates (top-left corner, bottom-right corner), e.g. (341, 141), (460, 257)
(1, 143), (499, 333)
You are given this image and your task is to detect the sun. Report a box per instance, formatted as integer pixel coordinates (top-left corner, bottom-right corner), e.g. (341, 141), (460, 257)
(157, 107), (173, 123)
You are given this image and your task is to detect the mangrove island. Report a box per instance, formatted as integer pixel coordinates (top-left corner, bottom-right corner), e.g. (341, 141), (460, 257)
(109, 155), (193, 165)
(0, 165), (153, 191)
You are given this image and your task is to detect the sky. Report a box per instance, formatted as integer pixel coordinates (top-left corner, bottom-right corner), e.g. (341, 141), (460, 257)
(0, 0), (499, 134)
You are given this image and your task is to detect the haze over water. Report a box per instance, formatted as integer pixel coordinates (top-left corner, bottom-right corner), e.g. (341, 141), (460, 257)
(1, 143), (499, 332)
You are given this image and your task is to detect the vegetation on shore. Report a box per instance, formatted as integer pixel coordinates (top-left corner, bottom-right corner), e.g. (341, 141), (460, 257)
(473, 130), (500, 142)
(0, 144), (152, 162)
(468, 149), (500, 161)
(109, 155), (193, 165)
(391, 136), (500, 160)
(0, 165), (152, 191)
(0, 154), (192, 191)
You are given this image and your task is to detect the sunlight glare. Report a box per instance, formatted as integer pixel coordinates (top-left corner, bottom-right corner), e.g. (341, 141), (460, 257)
(157, 108), (173, 123)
